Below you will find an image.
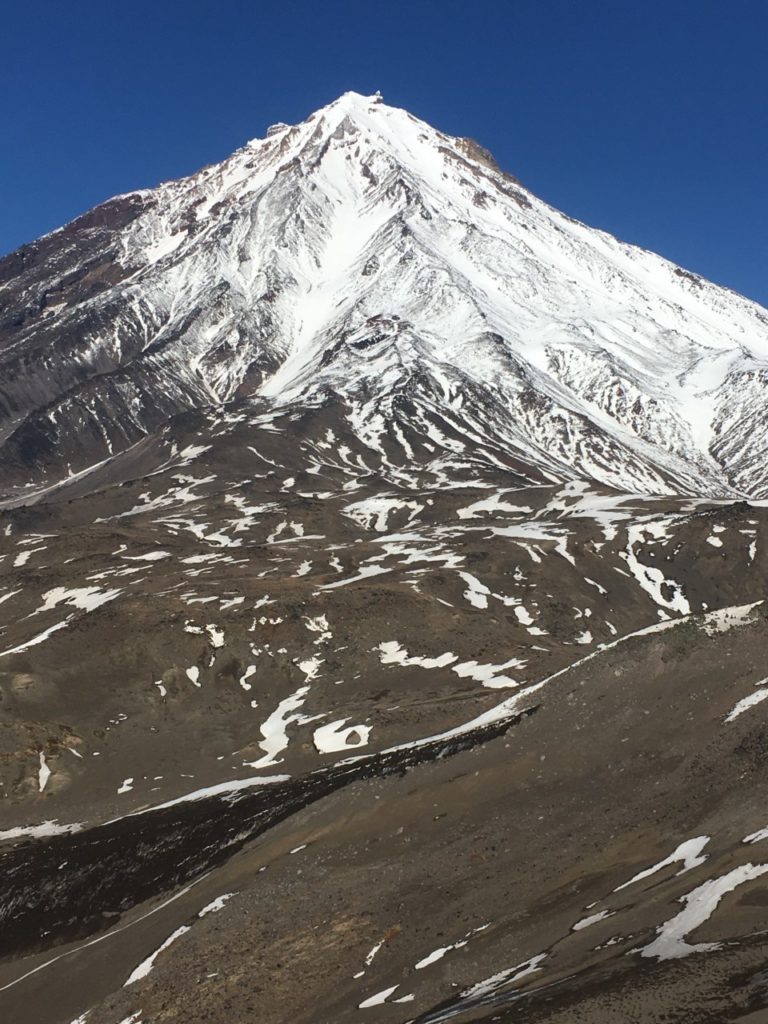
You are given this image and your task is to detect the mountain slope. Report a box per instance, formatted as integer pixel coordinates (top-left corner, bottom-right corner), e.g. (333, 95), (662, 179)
(2, 93), (768, 1024)
(2, 91), (768, 500)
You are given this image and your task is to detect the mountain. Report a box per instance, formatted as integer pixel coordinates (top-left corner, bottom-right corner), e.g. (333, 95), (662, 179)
(2, 91), (768, 501)
(1, 94), (768, 1024)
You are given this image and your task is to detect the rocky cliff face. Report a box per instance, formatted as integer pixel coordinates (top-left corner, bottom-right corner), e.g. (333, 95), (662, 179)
(1, 94), (768, 1024)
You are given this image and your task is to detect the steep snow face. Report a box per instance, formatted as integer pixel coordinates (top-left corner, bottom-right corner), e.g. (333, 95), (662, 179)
(2, 91), (768, 496)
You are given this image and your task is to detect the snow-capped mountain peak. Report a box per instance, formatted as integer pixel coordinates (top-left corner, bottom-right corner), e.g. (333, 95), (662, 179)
(1, 92), (768, 498)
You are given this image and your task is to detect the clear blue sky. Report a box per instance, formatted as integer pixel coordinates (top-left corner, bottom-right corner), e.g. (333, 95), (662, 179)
(2, 0), (766, 306)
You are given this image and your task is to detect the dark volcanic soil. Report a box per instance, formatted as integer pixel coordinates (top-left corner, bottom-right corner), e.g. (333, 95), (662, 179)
(1, 440), (768, 1024)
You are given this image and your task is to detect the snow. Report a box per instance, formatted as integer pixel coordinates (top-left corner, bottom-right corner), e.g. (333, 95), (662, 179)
(615, 836), (710, 891)
(416, 946), (453, 968)
(452, 657), (523, 689)
(415, 937), (470, 969)
(365, 941), (384, 966)
(199, 893), (236, 916)
(239, 665), (257, 691)
(462, 953), (547, 999)
(377, 640), (457, 670)
(622, 523), (690, 615)
(0, 820), (83, 841)
(297, 656), (323, 681)
(572, 910), (614, 931)
(9, 89), (768, 507)
(206, 623), (225, 648)
(38, 752), (51, 792)
(246, 686), (317, 768)
(641, 862), (768, 960)
(344, 497), (422, 532)
(123, 774), (290, 814)
(313, 719), (371, 753)
(125, 925), (191, 984)
(725, 681), (768, 722)
(584, 576), (607, 595)
(457, 494), (533, 520)
(35, 586), (122, 614)
(377, 640), (522, 688)
(492, 524), (576, 566)
(145, 232), (184, 265)
(305, 614), (330, 634)
(358, 985), (399, 1008)
(457, 571), (491, 609)
(701, 601), (762, 635)
(320, 564), (391, 589)
(121, 550), (171, 562)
